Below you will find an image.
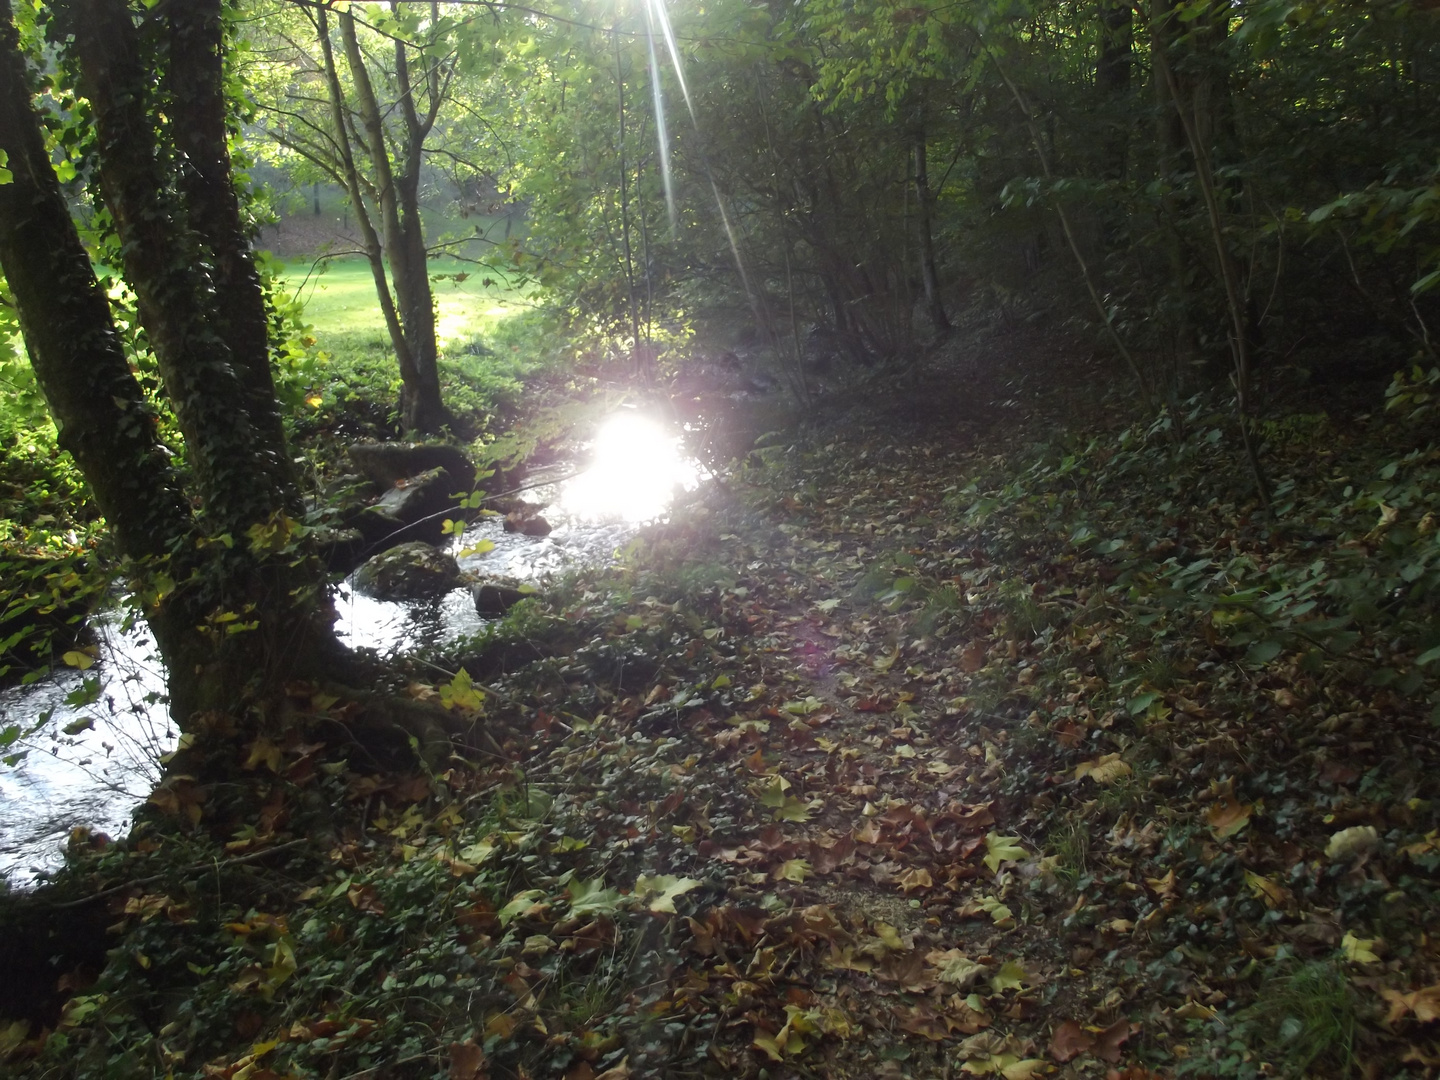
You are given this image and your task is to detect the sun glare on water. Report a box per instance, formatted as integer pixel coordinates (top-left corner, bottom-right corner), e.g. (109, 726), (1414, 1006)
(559, 412), (698, 523)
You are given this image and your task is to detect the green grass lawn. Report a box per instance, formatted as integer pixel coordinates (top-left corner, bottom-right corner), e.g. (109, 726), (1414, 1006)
(278, 255), (527, 348)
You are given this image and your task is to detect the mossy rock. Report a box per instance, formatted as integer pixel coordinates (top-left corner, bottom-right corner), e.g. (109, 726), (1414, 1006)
(352, 541), (462, 601)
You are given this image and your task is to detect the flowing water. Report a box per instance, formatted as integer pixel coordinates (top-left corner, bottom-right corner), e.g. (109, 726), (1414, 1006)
(0, 411), (700, 885)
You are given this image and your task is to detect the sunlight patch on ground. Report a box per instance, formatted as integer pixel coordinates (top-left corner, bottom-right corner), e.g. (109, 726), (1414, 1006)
(559, 412), (699, 523)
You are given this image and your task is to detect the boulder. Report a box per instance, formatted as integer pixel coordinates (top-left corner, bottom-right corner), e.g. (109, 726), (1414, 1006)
(353, 541), (463, 601)
(349, 442), (474, 490)
(472, 581), (533, 616)
(503, 509), (552, 537)
(348, 465), (458, 547)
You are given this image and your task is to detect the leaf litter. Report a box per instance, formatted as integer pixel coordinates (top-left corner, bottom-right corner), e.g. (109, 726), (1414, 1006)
(8, 347), (1440, 1080)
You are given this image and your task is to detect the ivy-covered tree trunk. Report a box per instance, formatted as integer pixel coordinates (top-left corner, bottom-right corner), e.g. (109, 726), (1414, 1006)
(166, 0), (293, 466)
(0, 0), (189, 566)
(2, 0), (345, 724)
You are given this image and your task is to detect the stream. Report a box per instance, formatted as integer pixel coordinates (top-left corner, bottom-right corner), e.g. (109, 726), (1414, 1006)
(0, 411), (700, 885)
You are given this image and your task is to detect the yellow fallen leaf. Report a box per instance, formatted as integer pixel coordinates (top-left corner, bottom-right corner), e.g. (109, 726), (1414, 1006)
(983, 832), (1028, 873)
(1244, 870), (1291, 909)
(989, 960), (1028, 993)
(1341, 931), (1381, 964)
(1076, 753), (1132, 784)
(1326, 825), (1379, 862)
(1205, 796), (1253, 839)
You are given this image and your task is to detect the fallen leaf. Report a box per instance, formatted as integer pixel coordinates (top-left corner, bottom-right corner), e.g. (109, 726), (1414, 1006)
(632, 875), (701, 913)
(773, 859), (812, 883)
(1204, 796), (1252, 840)
(989, 960), (1029, 993)
(1001, 1061), (1049, 1080)
(1243, 870), (1291, 909)
(448, 1040), (487, 1080)
(1341, 931), (1381, 964)
(1092, 1019), (1139, 1064)
(1381, 984), (1440, 1025)
(1076, 753), (1132, 785)
(1325, 825), (1379, 862)
(346, 884), (385, 915)
(898, 867), (933, 893)
(594, 1057), (631, 1080)
(960, 641), (988, 672)
(983, 833), (1028, 873)
(1048, 1020), (1094, 1062)
(928, 949), (986, 989)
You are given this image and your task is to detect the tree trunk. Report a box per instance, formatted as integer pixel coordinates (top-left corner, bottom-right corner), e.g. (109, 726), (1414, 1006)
(44, 0), (346, 720)
(339, 11), (447, 434)
(166, 0), (294, 491)
(912, 112), (950, 334)
(1096, 0), (1133, 180)
(314, 7), (413, 398)
(0, 1), (189, 566)
(60, 0), (293, 534)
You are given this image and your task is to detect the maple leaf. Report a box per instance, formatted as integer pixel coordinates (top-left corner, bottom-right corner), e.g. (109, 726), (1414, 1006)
(989, 960), (1029, 993)
(496, 889), (545, 926)
(242, 736), (285, 773)
(1048, 1019), (1094, 1062)
(1340, 931), (1381, 964)
(898, 867), (933, 893)
(928, 949), (986, 989)
(1243, 870), (1291, 909)
(1381, 983), (1440, 1024)
(448, 1040), (488, 1080)
(773, 858), (812, 883)
(983, 832), (1028, 872)
(1325, 825), (1379, 862)
(1204, 795), (1252, 840)
(632, 874), (701, 913)
(1075, 753), (1131, 784)
(567, 877), (623, 916)
(1092, 1019), (1139, 1063)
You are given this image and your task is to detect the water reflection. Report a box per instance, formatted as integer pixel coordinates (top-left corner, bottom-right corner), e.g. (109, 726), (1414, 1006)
(558, 411), (699, 523)
(0, 616), (174, 884)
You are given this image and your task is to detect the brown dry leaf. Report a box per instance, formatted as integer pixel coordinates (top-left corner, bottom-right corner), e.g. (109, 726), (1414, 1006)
(898, 867), (934, 893)
(896, 1003), (951, 1042)
(1048, 1020), (1094, 1063)
(1092, 1019), (1140, 1064)
(447, 1040), (488, 1080)
(1382, 983), (1440, 1025)
(1144, 869), (1177, 899)
(1054, 720), (1086, 748)
(854, 820), (883, 845)
(346, 884), (386, 915)
(1205, 796), (1253, 840)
